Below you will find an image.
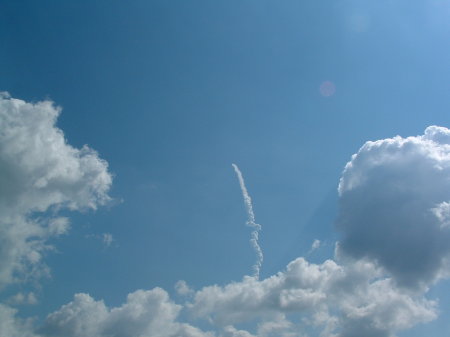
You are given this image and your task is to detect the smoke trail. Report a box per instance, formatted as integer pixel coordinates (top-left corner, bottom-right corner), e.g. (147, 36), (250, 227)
(232, 163), (263, 279)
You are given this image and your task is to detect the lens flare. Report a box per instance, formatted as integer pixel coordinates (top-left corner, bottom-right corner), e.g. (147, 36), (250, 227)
(320, 81), (336, 97)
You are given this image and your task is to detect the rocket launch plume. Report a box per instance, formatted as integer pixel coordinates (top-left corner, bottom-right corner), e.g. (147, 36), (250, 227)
(232, 163), (263, 279)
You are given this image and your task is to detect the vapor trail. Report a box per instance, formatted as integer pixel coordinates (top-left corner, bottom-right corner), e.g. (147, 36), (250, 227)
(232, 163), (263, 279)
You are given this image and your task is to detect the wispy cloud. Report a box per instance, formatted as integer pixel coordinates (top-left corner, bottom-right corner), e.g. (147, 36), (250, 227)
(101, 233), (114, 248)
(308, 239), (321, 254)
(175, 280), (194, 296)
(7, 292), (38, 306)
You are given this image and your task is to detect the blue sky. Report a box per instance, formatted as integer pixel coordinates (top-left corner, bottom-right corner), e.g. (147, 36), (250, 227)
(2, 1), (450, 336)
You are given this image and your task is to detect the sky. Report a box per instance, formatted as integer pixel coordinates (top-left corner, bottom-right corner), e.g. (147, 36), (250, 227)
(2, 0), (450, 336)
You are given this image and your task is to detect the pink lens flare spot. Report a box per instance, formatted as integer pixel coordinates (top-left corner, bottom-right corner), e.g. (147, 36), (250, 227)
(319, 81), (336, 97)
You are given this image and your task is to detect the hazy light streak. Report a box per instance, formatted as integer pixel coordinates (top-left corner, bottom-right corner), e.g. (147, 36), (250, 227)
(232, 163), (263, 279)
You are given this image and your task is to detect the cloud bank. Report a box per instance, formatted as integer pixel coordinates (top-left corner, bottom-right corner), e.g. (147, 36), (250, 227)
(40, 288), (213, 337)
(0, 93), (449, 337)
(38, 258), (437, 337)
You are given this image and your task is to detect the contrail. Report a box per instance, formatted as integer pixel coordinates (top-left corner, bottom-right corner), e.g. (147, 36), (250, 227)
(232, 163), (263, 279)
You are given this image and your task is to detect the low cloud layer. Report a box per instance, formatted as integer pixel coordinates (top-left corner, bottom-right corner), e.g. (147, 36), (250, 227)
(0, 93), (449, 337)
(40, 288), (213, 337)
(189, 258), (436, 337)
(37, 257), (437, 337)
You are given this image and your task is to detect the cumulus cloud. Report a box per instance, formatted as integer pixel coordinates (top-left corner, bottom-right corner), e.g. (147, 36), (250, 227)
(0, 93), (112, 335)
(337, 126), (450, 289)
(0, 93), (111, 215)
(0, 93), (112, 289)
(39, 288), (214, 337)
(36, 257), (436, 337)
(188, 257), (436, 337)
(0, 95), (447, 337)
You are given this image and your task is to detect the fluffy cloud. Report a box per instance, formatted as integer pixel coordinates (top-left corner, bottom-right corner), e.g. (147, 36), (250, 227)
(188, 257), (436, 337)
(37, 258), (436, 337)
(221, 326), (256, 337)
(0, 94), (212, 336)
(0, 93), (111, 215)
(0, 304), (37, 337)
(337, 126), (450, 289)
(39, 288), (213, 337)
(0, 93), (112, 288)
(0, 95), (447, 337)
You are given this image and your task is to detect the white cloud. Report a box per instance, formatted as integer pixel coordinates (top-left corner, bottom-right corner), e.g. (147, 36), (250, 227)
(39, 293), (109, 337)
(0, 96), (447, 337)
(0, 93), (112, 289)
(35, 257), (436, 337)
(311, 239), (321, 250)
(256, 314), (296, 337)
(47, 217), (70, 236)
(7, 292), (38, 306)
(222, 326), (256, 337)
(337, 126), (450, 289)
(309, 239), (321, 253)
(0, 304), (37, 337)
(102, 233), (114, 247)
(39, 288), (214, 337)
(86, 232), (116, 248)
(0, 93), (111, 215)
(40, 126), (447, 337)
(175, 280), (194, 296)
(187, 257), (436, 337)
